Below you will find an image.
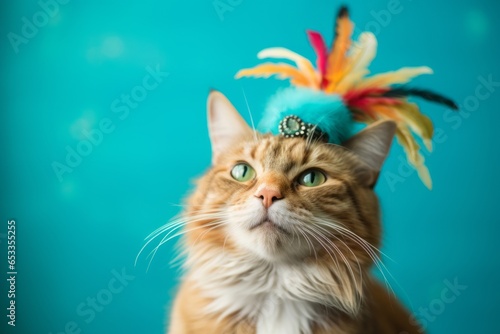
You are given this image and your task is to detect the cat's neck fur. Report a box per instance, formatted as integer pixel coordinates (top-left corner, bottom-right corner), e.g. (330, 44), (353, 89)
(186, 246), (364, 334)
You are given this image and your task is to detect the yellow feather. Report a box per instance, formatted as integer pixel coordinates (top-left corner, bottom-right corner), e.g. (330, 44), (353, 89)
(355, 66), (433, 90)
(395, 102), (434, 151)
(257, 47), (320, 88)
(363, 103), (434, 188)
(327, 32), (377, 94)
(396, 126), (422, 165)
(235, 63), (311, 86)
(369, 104), (401, 121)
(417, 165), (433, 190)
(395, 126), (432, 189)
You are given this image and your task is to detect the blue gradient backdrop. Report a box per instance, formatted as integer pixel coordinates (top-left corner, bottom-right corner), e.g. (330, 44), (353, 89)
(1, 0), (499, 333)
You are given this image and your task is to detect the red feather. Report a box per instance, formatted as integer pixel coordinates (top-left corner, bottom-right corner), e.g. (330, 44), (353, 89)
(307, 30), (329, 88)
(347, 96), (402, 110)
(343, 87), (403, 111)
(343, 87), (388, 104)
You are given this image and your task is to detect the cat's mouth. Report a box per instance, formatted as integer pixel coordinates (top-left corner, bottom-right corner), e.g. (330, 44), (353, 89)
(249, 216), (290, 235)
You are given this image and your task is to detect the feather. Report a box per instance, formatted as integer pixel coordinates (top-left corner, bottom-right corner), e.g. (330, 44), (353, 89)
(358, 103), (433, 188)
(394, 102), (434, 151)
(257, 47), (320, 88)
(396, 126), (433, 189)
(306, 30), (329, 87)
(343, 87), (390, 103)
(362, 104), (400, 121)
(382, 87), (458, 110)
(355, 66), (433, 90)
(235, 63), (310, 86)
(346, 96), (401, 111)
(325, 6), (354, 89)
(328, 32), (377, 94)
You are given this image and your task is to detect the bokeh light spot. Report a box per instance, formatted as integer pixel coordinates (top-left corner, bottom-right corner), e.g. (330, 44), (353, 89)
(60, 180), (76, 197)
(465, 9), (489, 41)
(101, 36), (124, 58)
(70, 109), (96, 140)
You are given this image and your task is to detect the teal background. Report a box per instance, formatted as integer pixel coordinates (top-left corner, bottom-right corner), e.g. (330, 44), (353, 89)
(1, 0), (499, 333)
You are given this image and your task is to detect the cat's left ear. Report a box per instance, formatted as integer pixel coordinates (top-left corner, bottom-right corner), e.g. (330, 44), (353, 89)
(207, 90), (252, 164)
(343, 120), (397, 187)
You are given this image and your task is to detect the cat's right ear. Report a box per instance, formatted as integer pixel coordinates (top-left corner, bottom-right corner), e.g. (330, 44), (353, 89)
(343, 120), (397, 187)
(207, 90), (252, 164)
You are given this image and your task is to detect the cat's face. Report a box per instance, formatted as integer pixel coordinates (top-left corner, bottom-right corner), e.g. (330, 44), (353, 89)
(185, 91), (395, 266)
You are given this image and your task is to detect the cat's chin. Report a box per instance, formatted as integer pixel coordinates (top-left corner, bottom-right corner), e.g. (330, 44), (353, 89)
(230, 224), (311, 263)
(227, 200), (312, 261)
(249, 219), (291, 235)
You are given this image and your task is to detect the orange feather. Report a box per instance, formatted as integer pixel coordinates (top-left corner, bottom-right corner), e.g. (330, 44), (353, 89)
(235, 63), (311, 86)
(325, 9), (354, 90)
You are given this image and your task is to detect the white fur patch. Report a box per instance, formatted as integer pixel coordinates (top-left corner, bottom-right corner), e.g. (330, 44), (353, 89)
(187, 250), (333, 334)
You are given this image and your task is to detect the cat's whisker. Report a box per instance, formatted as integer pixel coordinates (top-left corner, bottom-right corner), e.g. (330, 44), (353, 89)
(143, 206), (257, 271)
(307, 222), (364, 286)
(297, 227), (317, 261)
(323, 220), (395, 263)
(325, 225), (389, 278)
(221, 233), (231, 257)
(146, 220), (230, 271)
(302, 225), (341, 272)
(241, 87), (258, 144)
(144, 223), (193, 271)
(136, 221), (185, 267)
(315, 219), (380, 259)
(315, 220), (378, 259)
(150, 216), (228, 251)
(168, 242), (188, 268)
(290, 227), (301, 248)
(144, 214), (185, 240)
(303, 224), (361, 291)
(136, 211), (228, 268)
(309, 220), (364, 269)
(191, 220), (234, 246)
(144, 209), (226, 241)
(314, 219), (398, 297)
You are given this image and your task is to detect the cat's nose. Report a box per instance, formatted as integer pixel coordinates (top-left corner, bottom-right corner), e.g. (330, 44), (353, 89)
(254, 186), (283, 208)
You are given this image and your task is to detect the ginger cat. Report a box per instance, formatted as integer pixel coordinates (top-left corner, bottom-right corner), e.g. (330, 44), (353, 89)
(166, 91), (422, 334)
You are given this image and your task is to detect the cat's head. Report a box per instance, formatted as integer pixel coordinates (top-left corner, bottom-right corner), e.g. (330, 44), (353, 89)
(185, 91), (396, 266)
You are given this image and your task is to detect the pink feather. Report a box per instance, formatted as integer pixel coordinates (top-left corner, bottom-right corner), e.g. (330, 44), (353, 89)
(307, 30), (328, 85)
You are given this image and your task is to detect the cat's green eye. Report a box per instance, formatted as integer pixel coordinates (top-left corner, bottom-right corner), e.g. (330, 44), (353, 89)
(231, 163), (256, 182)
(298, 170), (326, 187)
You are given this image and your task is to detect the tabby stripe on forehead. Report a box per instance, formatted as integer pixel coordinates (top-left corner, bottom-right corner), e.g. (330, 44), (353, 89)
(249, 144), (258, 159)
(257, 139), (271, 158)
(314, 153), (332, 163)
(285, 140), (300, 154)
(270, 141), (282, 158)
(301, 148), (311, 165)
(282, 161), (296, 174)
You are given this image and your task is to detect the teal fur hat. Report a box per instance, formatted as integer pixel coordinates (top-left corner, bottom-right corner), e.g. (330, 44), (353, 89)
(259, 87), (353, 144)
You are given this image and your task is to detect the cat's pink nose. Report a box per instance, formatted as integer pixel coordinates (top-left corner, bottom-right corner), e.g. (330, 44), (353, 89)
(254, 186), (283, 208)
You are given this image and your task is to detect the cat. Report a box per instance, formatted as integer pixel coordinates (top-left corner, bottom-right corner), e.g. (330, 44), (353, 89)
(166, 90), (423, 334)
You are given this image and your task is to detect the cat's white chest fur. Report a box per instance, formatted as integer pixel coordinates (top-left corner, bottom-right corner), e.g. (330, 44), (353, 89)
(254, 295), (315, 334)
(189, 251), (323, 334)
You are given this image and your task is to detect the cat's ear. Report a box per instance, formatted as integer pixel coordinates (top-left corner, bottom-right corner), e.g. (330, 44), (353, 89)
(207, 90), (252, 164)
(343, 120), (397, 187)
